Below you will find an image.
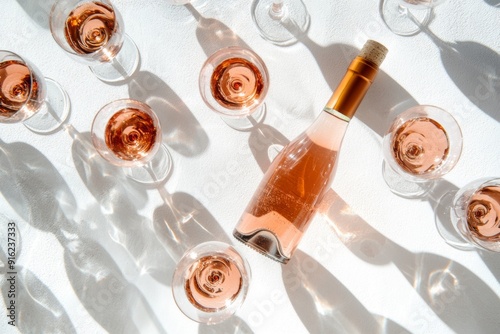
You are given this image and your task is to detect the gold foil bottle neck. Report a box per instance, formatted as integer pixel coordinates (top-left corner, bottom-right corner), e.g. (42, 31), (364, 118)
(358, 40), (388, 67)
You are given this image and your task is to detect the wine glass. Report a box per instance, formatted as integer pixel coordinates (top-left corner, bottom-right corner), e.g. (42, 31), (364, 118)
(382, 105), (463, 198)
(172, 241), (251, 324)
(0, 50), (70, 133)
(50, 0), (139, 82)
(91, 98), (172, 184)
(199, 46), (269, 130)
(251, 0), (310, 46)
(435, 177), (500, 252)
(380, 0), (447, 36)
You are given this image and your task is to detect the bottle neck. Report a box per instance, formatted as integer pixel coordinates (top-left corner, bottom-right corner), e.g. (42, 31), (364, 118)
(324, 56), (380, 120)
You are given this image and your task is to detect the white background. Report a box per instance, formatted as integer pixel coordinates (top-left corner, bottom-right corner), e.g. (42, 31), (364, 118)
(1, 0), (499, 333)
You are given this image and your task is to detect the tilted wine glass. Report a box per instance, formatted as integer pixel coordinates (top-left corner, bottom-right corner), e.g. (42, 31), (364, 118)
(50, 0), (139, 82)
(91, 98), (172, 184)
(380, 0), (447, 36)
(251, 0), (310, 46)
(172, 241), (251, 325)
(199, 46), (269, 130)
(0, 50), (70, 133)
(435, 177), (500, 253)
(382, 105), (463, 198)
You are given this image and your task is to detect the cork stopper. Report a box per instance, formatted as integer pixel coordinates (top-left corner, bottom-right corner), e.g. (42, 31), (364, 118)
(358, 40), (388, 67)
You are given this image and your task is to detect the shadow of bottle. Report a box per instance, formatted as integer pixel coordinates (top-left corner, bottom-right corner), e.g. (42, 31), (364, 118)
(128, 70), (209, 157)
(321, 189), (500, 333)
(69, 127), (176, 285)
(282, 249), (410, 333)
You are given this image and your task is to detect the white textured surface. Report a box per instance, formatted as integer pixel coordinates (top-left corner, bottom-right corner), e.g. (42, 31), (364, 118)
(1, 0), (500, 333)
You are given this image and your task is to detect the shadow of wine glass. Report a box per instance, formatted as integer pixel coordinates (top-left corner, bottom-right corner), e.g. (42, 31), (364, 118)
(69, 127), (175, 285)
(185, 3), (251, 57)
(409, 21), (500, 121)
(15, 0), (53, 29)
(152, 190), (232, 263)
(282, 250), (410, 333)
(198, 315), (254, 334)
(0, 139), (165, 332)
(321, 189), (500, 333)
(128, 71), (209, 157)
(484, 0), (500, 7)
(0, 139), (78, 236)
(0, 263), (76, 333)
(63, 236), (167, 334)
(248, 122), (290, 173)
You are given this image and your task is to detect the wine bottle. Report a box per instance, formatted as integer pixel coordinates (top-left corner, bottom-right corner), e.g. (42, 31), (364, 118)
(233, 40), (388, 264)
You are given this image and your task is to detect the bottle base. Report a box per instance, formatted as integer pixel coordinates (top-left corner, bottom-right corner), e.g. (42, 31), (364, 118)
(233, 229), (290, 264)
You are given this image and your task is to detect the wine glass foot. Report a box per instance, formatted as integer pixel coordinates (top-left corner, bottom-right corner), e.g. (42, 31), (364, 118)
(125, 144), (173, 184)
(382, 160), (432, 198)
(380, 0), (431, 36)
(252, 0), (310, 46)
(23, 78), (70, 134)
(90, 34), (140, 82)
(434, 191), (475, 251)
(221, 104), (266, 131)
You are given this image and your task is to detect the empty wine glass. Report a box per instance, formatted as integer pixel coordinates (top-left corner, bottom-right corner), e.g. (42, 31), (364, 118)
(50, 0), (139, 82)
(172, 241), (251, 325)
(0, 50), (70, 133)
(435, 177), (500, 252)
(199, 46), (269, 130)
(380, 0), (447, 36)
(251, 0), (310, 46)
(382, 105), (462, 198)
(91, 98), (172, 184)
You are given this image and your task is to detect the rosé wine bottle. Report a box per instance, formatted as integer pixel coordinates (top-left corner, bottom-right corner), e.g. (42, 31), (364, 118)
(233, 40), (388, 264)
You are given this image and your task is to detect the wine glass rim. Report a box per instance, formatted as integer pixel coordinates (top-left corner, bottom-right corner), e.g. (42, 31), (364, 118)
(91, 98), (161, 166)
(0, 50), (40, 112)
(171, 241), (251, 324)
(49, 0), (120, 58)
(199, 46), (269, 117)
(384, 104), (464, 180)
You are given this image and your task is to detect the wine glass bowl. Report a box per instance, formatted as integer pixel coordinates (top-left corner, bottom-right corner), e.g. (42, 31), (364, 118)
(50, 0), (139, 82)
(172, 241), (251, 325)
(91, 98), (172, 183)
(380, 0), (447, 36)
(0, 50), (69, 133)
(251, 0), (310, 46)
(199, 46), (269, 130)
(382, 105), (462, 197)
(436, 177), (500, 252)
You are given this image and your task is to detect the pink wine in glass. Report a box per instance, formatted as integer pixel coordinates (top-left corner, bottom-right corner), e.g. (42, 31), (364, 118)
(467, 185), (500, 242)
(210, 57), (265, 110)
(105, 108), (157, 161)
(234, 40), (388, 263)
(184, 254), (243, 312)
(391, 117), (449, 175)
(64, 1), (117, 55)
(0, 60), (42, 120)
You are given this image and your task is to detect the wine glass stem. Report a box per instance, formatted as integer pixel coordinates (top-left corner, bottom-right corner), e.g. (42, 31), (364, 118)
(398, 4), (409, 16)
(270, 0), (286, 20)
